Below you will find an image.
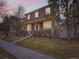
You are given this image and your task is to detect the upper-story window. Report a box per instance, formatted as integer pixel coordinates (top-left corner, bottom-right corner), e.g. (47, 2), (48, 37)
(45, 7), (51, 14)
(27, 14), (30, 20)
(35, 11), (39, 18)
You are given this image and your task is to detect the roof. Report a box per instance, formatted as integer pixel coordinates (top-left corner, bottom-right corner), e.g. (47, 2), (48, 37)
(25, 5), (49, 16)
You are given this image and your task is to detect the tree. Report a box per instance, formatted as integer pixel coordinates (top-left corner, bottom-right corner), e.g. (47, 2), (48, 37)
(0, 16), (10, 36)
(48, 0), (79, 39)
(0, 0), (7, 17)
(0, 0), (6, 6)
(48, 0), (60, 38)
(61, 0), (79, 39)
(15, 6), (25, 18)
(70, 0), (79, 39)
(0, 0), (8, 32)
(14, 6), (25, 36)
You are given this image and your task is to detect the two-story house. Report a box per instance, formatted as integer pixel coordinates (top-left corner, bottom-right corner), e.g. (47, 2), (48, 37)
(21, 5), (53, 38)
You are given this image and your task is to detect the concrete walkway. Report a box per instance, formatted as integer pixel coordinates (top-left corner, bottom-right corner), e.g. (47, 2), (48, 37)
(11, 34), (32, 44)
(0, 40), (56, 59)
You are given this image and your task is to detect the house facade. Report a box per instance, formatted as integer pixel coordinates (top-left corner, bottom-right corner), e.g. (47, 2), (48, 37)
(21, 5), (53, 38)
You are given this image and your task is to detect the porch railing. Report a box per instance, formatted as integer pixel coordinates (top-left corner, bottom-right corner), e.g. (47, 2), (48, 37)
(32, 29), (51, 38)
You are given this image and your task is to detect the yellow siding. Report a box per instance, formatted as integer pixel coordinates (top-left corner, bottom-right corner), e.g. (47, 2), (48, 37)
(43, 20), (52, 29)
(27, 24), (32, 31)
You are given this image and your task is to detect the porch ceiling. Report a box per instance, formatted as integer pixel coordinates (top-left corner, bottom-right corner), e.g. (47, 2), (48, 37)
(24, 17), (46, 24)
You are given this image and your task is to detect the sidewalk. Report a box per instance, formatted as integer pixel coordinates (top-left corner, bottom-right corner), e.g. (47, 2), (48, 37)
(11, 34), (32, 44)
(0, 40), (56, 59)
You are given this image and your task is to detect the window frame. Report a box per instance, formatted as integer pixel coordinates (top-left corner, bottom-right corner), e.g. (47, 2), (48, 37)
(45, 7), (51, 14)
(35, 11), (39, 18)
(27, 14), (30, 20)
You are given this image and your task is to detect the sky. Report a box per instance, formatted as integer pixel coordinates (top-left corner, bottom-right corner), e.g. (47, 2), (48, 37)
(6, 0), (48, 14)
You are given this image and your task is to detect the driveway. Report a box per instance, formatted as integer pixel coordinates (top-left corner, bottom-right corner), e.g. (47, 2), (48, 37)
(0, 40), (56, 59)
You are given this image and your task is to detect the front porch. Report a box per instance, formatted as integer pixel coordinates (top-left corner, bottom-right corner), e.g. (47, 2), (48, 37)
(32, 29), (51, 38)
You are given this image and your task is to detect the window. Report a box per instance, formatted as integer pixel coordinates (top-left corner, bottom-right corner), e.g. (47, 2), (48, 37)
(35, 11), (39, 18)
(27, 24), (32, 31)
(45, 7), (51, 14)
(44, 20), (52, 29)
(27, 15), (30, 20)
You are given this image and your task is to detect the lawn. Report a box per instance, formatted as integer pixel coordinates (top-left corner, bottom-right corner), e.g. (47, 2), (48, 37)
(16, 38), (79, 59)
(0, 48), (17, 59)
(0, 35), (17, 42)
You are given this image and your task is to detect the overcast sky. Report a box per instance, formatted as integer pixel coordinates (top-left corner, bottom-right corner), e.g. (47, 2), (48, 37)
(6, 0), (48, 14)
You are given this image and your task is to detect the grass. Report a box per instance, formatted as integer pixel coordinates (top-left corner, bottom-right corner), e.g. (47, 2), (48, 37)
(0, 35), (17, 42)
(16, 38), (79, 59)
(4, 36), (17, 42)
(0, 48), (17, 59)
